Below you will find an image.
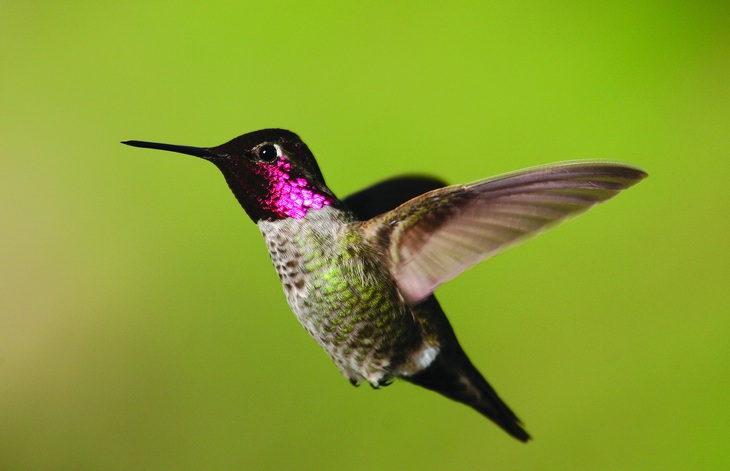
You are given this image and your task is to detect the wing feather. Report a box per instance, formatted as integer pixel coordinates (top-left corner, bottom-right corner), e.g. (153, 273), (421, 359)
(362, 161), (647, 304)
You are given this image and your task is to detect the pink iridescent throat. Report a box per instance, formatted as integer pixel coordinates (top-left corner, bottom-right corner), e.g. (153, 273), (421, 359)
(256, 158), (335, 220)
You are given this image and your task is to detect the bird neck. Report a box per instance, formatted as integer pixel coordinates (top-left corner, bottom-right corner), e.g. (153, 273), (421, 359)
(217, 158), (342, 222)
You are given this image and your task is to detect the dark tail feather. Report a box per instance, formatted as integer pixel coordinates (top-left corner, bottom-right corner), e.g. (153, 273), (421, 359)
(404, 348), (530, 442)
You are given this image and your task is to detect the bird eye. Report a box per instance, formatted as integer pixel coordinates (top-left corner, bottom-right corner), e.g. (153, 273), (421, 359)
(257, 144), (279, 162)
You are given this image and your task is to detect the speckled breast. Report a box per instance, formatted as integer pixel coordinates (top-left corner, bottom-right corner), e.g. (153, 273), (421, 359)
(257, 206), (422, 386)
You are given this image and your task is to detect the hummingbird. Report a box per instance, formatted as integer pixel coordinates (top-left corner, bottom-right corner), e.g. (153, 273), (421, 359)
(123, 129), (646, 442)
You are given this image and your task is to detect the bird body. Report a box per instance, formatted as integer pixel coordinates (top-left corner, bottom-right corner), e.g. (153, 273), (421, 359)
(123, 129), (647, 442)
(258, 205), (425, 387)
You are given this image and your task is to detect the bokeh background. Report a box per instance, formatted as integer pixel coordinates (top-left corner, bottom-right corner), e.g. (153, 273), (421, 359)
(2, 2), (728, 470)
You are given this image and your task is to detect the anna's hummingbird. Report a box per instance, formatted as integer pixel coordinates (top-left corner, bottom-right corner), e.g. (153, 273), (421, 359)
(123, 129), (646, 442)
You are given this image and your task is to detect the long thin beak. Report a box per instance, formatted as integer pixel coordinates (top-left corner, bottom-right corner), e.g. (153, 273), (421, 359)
(121, 140), (218, 159)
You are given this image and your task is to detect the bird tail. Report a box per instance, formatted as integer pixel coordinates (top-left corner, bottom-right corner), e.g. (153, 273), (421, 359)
(404, 346), (530, 442)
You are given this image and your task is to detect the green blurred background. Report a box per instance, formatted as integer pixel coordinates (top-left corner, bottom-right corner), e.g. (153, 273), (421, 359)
(2, 1), (728, 469)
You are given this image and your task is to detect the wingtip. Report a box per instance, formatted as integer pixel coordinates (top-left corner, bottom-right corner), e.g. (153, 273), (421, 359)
(609, 163), (649, 184)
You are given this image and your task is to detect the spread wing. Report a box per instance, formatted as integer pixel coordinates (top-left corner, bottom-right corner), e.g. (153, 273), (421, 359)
(362, 161), (647, 304)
